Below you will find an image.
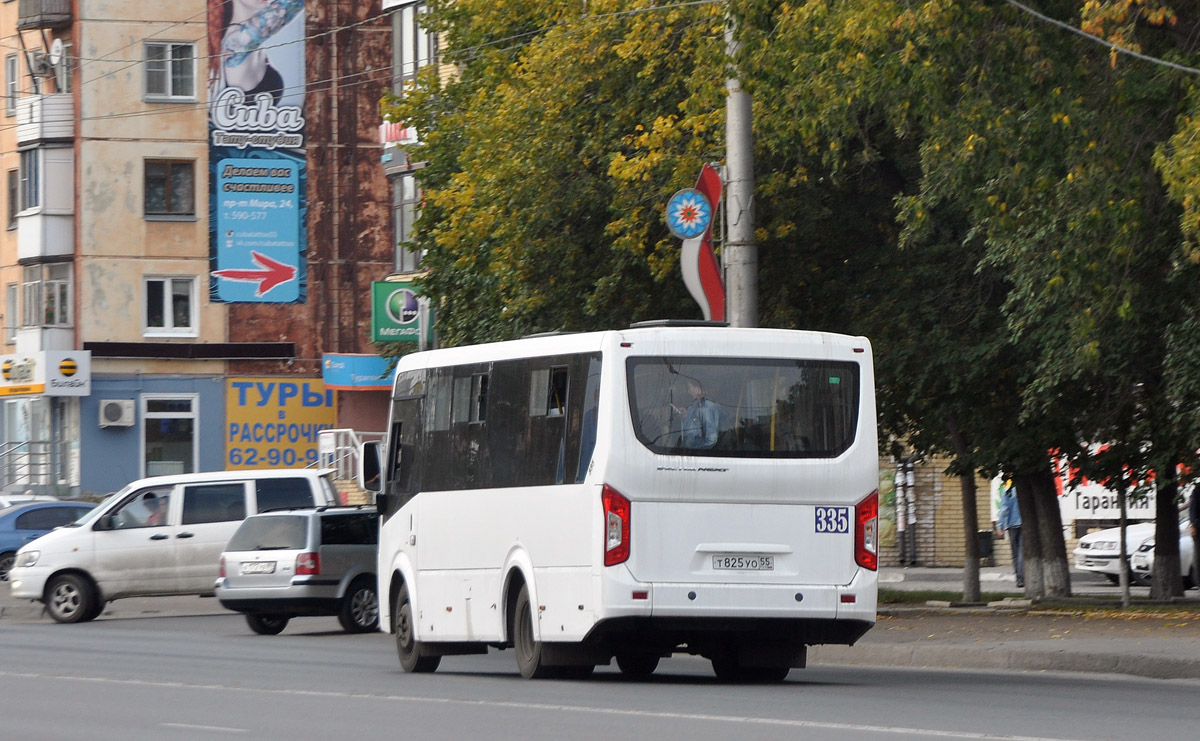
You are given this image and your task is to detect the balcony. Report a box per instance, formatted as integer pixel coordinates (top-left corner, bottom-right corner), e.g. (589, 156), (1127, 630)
(16, 145), (74, 263)
(16, 94), (74, 146)
(17, 0), (72, 30)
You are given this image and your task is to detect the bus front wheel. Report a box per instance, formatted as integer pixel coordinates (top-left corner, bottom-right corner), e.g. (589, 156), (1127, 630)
(396, 584), (440, 673)
(514, 584), (553, 679)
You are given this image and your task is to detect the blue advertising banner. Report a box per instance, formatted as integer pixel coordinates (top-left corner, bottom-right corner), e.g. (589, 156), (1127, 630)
(321, 354), (397, 391)
(208, 0), (307, 303)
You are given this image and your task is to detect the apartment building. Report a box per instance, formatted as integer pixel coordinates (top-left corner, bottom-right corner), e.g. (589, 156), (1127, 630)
(1, 1), (393, 496)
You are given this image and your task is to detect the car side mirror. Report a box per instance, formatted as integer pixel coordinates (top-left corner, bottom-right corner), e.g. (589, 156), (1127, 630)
(94, 514), (114, 531)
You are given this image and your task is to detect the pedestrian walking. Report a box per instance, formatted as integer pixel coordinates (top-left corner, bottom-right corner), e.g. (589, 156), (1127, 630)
(1189, 484), (1200, 587)
(997, 482), (1024, 588)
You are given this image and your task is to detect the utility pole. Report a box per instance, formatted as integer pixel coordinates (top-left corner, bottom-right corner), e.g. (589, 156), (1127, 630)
(724, 20), (757, 328)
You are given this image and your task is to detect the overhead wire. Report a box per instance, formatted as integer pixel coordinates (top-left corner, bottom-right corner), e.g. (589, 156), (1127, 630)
(0, 0), (729, 135)
(1002, 0), (1200, 77)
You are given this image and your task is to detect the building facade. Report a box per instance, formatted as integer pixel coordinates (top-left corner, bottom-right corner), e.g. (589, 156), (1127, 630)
(1, 1), (393, 497)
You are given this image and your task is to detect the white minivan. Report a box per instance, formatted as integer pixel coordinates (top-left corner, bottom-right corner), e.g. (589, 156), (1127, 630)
(9, 469), (341, 623)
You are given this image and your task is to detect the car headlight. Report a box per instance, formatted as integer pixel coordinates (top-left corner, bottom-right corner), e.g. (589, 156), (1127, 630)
(15, 550), (39, 568)
(1137, 539), (1155, 553)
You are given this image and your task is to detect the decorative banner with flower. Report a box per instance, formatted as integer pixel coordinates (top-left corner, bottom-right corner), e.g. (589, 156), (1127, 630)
(666, 166), (726, 322)
(666, 188), (713, 240)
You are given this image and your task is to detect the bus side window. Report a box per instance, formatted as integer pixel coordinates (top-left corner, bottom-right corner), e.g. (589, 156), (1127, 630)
(386, 421), (404, 486)
(388, 396), (424, 500)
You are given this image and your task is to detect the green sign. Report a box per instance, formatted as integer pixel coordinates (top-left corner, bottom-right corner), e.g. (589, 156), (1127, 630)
(372, 280), (433, 343)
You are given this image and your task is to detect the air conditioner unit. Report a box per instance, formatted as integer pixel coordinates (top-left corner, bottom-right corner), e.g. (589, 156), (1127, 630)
(28, 51), (54, 78)
(99, 400), (135, 428)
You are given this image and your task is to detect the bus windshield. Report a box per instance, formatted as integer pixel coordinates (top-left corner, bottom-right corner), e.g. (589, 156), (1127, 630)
(627, 356), (860, 458)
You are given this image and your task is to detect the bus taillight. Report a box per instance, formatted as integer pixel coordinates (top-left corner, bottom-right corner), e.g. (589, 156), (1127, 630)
(602, 485), (631, 566)
(855, 490), (878, 571)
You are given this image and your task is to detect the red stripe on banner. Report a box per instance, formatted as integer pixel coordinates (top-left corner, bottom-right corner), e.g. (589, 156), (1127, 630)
(695, 164), (725, 322)
(697, 236), (725, 322)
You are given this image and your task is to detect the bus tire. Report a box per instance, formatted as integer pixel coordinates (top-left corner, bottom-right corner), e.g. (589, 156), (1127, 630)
(616, 652), (660, 679)
(711, 655), (791, 684)
(396, 584), (440, 673)
(514, 584), (553, 679)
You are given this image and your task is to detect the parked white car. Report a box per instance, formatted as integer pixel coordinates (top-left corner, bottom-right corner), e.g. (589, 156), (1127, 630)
(9, 469), (341, 623)
(1073, 520), (1157, 583)
(1130, 517), (1195, 588)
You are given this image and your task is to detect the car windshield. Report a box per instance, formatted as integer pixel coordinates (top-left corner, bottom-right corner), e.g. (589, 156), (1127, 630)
(227, 515), (308, 551)
(627, 356), (860, 457)
(72, 493), (120, 528)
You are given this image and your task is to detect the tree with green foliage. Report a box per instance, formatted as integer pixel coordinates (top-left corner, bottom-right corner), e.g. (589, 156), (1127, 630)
(383, 0), (731, 345)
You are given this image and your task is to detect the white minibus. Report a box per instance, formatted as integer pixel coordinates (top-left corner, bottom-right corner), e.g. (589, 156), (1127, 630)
(361, 321), (878, 681)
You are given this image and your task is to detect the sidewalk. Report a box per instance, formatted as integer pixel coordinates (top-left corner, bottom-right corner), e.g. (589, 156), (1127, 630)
(808, 565), (1200, 681)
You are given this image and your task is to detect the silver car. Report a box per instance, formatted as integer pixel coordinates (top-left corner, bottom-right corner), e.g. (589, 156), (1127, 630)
(215, 506), (379, 634)
(1131, 516), (1195, 588)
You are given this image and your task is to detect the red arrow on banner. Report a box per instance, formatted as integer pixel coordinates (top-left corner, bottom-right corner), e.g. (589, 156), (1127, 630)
(212, 251), (297, 297)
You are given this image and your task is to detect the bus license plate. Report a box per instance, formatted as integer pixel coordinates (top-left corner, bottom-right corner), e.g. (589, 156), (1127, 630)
(712, 554), (774, 571)
(241, 561), (276, 575)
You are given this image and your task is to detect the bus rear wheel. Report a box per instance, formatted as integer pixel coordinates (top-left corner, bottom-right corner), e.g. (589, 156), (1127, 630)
(711, 655), (791, 684)
(616, 652), (660, 679)
(514, 584), (553, 679)
(396, 584), (440, 673)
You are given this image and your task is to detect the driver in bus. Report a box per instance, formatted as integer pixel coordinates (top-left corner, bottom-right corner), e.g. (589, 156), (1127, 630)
(675, 378), (720, 449)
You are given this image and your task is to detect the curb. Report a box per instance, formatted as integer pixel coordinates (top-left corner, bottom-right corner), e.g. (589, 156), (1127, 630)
(0, 603), (44, 620)
(810, 644), (1200, 681)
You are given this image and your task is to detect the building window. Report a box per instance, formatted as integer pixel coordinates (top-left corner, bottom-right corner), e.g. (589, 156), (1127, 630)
(54, 43), (72, 93)
(393, 173), (422, 272)
(392, 1), (435, 94)
(5, 55), (17, 116)
(21, 266), (38, 327)
(19, 150), (39, 211)
(43, 264), (70, 326)
(143, 395), (197, 477)
(144, 160), (194, 216)
(4, 283), (16, 344)
(7, 170), (17, 228)
(21, 264), (72, 328)
(145, 277), (196, 335)
(144, 42), (195, 100)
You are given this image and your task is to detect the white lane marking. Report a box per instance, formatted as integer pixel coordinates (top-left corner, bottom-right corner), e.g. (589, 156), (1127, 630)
(1, 670), (1087, 741)
(161, 723), (247, 734)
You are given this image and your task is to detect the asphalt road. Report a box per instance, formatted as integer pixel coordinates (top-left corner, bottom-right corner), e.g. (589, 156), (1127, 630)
(2, 607), (1199, 741)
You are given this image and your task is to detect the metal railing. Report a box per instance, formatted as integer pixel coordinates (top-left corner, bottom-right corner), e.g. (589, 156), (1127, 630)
(0, 440), (57, 489)
(316, 428), (384, 482)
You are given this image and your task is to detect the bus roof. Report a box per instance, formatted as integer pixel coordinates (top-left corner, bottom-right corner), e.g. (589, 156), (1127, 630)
(392, 325), (871, 376)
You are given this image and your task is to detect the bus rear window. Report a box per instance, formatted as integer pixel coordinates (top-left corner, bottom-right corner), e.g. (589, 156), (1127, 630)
(626, 357), (860, 458)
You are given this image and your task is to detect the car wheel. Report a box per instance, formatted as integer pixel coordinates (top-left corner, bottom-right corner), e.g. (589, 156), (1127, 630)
(45, 573), (98, 624)
(395, 584), (440, 673)
(615, 652), (660, 679)
(246, 614), (289, 635)
(0, 551), (15, 582)
(514, 583), (552, 679)
(1104, 573), (1120, 585)
(338, 577), (379, 633)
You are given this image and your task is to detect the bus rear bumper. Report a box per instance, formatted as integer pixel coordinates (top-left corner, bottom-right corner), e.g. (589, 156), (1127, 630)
(596, 566), (877, 646)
